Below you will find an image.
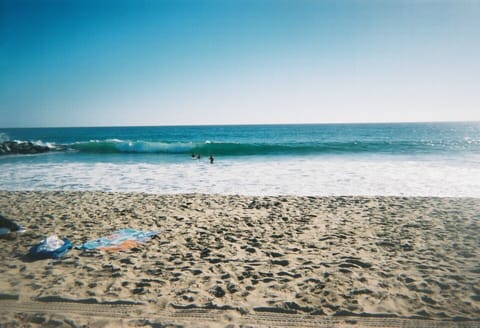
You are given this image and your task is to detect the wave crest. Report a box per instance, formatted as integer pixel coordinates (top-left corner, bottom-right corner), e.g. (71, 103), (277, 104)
(3, 137), (477, 156)
(70, 140), (194, 154)
(64, 139), (480, 156)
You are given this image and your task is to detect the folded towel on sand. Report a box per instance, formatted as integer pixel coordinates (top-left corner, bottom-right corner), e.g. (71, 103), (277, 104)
(78, 228), (157, 251)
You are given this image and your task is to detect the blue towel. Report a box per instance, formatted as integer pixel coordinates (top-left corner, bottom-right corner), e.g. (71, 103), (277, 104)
(29, 238), (72, 259)
(78, 228), (157, 250)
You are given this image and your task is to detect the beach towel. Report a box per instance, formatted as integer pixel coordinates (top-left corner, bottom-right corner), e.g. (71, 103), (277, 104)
(29, 235), (72, 259)
(78, 228), (157, 251)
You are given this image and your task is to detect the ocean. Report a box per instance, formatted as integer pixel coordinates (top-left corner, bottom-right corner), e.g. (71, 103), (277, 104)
(1, 122), (479, 197)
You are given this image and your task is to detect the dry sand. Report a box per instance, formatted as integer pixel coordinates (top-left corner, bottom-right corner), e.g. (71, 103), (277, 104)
(0, 191), (479, 327)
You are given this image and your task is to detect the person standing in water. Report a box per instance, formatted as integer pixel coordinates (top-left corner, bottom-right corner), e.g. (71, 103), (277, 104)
(209, 155), (214, 164)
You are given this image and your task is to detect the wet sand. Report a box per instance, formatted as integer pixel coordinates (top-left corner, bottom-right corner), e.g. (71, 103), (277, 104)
(0, 191), (479, 327)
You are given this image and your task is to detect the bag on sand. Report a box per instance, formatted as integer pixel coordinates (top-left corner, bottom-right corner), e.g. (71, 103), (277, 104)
(29, 235), (72, 259)
(0, 214), (26, 238)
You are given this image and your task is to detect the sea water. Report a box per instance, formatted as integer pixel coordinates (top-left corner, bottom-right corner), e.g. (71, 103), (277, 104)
(1, 122), (479, 197)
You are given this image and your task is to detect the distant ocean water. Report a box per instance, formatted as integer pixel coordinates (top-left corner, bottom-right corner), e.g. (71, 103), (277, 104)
(1, 122), (479, 197)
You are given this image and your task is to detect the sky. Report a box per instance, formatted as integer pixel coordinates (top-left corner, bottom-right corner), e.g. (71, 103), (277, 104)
(1, 0), (479, 128)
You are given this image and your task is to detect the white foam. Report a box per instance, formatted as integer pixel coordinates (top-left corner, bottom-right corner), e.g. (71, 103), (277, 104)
(0, 133), (9, 143)
(1, 156), (479, 197)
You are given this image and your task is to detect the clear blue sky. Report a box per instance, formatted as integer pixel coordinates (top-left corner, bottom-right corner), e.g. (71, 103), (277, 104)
(1, 0), (479, 127)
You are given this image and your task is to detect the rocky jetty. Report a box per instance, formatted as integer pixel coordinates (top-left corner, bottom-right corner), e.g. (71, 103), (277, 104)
(0, 141), (51, 155)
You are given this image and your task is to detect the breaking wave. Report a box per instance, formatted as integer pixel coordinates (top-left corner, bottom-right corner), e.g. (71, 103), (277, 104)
(61, 138), (480, 156)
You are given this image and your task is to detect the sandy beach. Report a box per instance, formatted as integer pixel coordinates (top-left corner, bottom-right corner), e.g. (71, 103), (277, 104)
(0, 191), (479, 327)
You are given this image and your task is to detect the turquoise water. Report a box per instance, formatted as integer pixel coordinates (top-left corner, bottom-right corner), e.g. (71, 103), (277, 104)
(2, 122), (480, 157)
(1, 122), (479, 196)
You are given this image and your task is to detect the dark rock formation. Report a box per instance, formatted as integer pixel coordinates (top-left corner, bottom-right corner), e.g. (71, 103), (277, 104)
(0, 141), (51, 155)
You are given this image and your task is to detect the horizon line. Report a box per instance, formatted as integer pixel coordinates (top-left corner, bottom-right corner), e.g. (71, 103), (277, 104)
(1, 119), (479, 130)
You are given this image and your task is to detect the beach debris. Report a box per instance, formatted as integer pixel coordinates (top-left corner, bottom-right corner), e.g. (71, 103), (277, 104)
(77, 228), (157, 251)
(28, 235), (72, 260)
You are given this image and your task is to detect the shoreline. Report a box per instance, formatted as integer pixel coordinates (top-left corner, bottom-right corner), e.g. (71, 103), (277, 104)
(1, 191), (479, 326)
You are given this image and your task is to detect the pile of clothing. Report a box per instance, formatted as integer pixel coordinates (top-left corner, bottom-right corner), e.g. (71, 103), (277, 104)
(0, 214), (26, 240)
(28, 235), (72, 259)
